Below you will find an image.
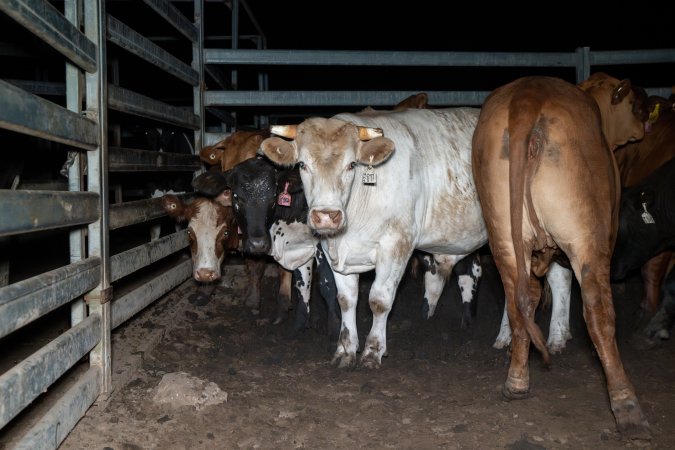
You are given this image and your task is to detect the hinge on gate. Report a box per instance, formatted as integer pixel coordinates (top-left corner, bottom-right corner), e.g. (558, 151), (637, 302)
(85, 286), (113, 305)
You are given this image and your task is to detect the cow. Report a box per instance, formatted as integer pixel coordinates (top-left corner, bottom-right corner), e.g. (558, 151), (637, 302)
(611, 156), (675, 294)
(470, 73), (649, 436)
(259, 106), (487, 370)
(199, 129), (268, 173)
(192, 157), (342, 337)
(161, 194), (239, 283)
(613, 93), (675, 313)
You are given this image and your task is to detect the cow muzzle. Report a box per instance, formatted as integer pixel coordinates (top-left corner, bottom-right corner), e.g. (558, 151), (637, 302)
(194, 267), (220, 283)
(309, 208), (344, 234)
(245, 235), (271, 255)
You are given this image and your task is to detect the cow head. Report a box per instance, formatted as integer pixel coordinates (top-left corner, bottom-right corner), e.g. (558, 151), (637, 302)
(199, 130), (269, 172)
(162, 194), (237, 282)
(260, 118), (395, 235)
(193, 157), (278, 255)
(577, 72), (646, 150)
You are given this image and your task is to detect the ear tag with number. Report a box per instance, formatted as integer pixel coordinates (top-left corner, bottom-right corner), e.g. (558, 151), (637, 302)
(641, 202), (656, 224)
(362, 155), (376, 185)
(277, 182), (292, 207)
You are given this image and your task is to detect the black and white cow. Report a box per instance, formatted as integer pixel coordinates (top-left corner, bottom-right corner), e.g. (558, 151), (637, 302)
(260, 108), (488, 368)
(192, 157), (341, 337)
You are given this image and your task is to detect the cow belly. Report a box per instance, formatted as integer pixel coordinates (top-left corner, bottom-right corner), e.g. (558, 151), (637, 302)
(270, 220), (317, 271)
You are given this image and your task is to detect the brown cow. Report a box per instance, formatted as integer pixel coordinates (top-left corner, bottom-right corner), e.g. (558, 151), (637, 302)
(614, 92), (675, 312)
(471, 73), (649, 437)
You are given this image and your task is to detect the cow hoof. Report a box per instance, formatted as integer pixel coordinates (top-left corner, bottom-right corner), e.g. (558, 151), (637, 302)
(493, 337), (511, 350)
(501, 384), (529, 401)
(613, 401), (651, 441)
(422, 301), (434, 320)
(331, 352), (357, 369)
(359, 353), (382, 369)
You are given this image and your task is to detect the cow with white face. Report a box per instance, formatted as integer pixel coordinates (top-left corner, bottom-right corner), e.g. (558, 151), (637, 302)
(162, 194), (239, 283)
(261, 109), (486, 368)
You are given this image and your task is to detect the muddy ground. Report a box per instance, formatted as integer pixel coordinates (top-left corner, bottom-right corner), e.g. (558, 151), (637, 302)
(56, 254), (675, 450)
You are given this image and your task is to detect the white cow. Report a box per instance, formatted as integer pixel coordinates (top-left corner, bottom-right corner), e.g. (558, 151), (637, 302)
(260, 108), (487, 368)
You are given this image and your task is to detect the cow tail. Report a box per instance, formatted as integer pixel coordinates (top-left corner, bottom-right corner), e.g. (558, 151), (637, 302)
(507, 96), (550, 365)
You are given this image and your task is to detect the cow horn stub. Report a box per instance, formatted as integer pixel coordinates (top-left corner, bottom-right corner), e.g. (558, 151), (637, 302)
(611, 79), (632, 105)
(357, 126), (384, 141)
(270, 125), (297, 139)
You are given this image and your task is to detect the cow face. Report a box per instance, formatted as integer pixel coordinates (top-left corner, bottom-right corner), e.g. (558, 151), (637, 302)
(260, 118), (395, 235)
(162, 194), (237, 282)
(199, 130), (268, 172)
(578, 73), (645, 150)
(226, 158), (278, 254)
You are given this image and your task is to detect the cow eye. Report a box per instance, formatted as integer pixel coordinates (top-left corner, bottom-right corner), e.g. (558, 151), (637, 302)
(298, 161), (305, 169)
(348, 161), (357, 170)
(223, 230), (229, 238)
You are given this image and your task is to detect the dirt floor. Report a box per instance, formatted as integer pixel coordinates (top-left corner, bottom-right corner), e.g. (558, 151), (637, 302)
(56, 255), (675, 450)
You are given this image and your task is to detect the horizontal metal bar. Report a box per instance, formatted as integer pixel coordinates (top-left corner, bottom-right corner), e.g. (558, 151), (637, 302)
(590, 49), (675, 65)
(205, 90), (492, 107)
(108, 84), (200, 129)
(646, 87), (674, 98)
(5, 79), (66, 96)
(0, 0), (97, 72)
(205, 49), (578, 67)
(14, 366), (101, 450)
(205, 132), (230, 146)
(141, 0), (198, 42)
(0, 80), (99, 150)
(112, 258), (192, 329)
(109, 147), (201, 172)
(0, 313), (100, 429)
(0, 190), (99, 237)
(0, 257), (100, 338)
(108, 193), (194, 230)
(107, 14), (199, 86)
(110, 230), (189, 282)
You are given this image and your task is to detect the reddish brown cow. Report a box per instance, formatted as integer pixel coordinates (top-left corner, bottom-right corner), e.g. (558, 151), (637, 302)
(471, 73), (649, 436)
(614, 92), (675, 312)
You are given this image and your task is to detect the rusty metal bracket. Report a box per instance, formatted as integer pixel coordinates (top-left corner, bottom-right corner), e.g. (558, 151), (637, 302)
(84, 286), (113, 304)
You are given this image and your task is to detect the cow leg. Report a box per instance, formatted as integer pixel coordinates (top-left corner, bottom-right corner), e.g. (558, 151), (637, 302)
(422, 254), (455, 319)
(290, 260), (313, 331)
(493, 303), (512, 349)
(456, 253), (482, 331)
(360, 252), (411, 369)
(546, 262), (573, 353)
(571, 254), (650, 436)
(245, 257), (266, 309)
(643, 269), (675, 340)
(331, 271), (360, 368)
(640, 251), (673, 313)
(315, 244), (341, 342)
(274, 266), (292, 325)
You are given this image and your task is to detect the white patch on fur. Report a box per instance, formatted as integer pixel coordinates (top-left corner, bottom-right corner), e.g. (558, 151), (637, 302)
(493, 304), (512, 349)
(190, 202), (225, 276)
(457, 274), (475, 304)
(269, 220), (317, 271)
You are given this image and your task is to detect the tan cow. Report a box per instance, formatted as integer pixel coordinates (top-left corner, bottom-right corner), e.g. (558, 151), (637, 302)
(471, 73), (649, 437)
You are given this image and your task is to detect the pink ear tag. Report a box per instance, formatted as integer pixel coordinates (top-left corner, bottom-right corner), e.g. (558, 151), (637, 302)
(277, 182), (292, 207)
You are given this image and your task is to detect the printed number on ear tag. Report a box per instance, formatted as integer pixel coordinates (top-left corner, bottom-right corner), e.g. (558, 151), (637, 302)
(362, 156), (376, 185)
(277, 182), (292, 207)
(641, 202), (656, 224)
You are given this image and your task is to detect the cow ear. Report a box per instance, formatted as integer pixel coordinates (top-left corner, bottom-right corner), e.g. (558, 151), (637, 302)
(356, 137), (395, 166)
(215, 188), (232, 207)
(192, 171), (229, 197)
(162, 194), (186, 221)
(199, 146), (223, 165)
(260, 136), (298, 167)
(612, 79), (632, 105)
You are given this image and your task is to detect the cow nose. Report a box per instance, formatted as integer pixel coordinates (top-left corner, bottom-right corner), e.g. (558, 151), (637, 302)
(194, 268), (219, 282)
(246, 236), (270, 254)
(310, 208), (343, 230)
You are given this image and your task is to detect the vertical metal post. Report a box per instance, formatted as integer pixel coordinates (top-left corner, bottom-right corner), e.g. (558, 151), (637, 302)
(575, 46), (591, 83)
(65, 0), (87, 327)
(84, 0), (112, 395)
(193, 0), (204, 160)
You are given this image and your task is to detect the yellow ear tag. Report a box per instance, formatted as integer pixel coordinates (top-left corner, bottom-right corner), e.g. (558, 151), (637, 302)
(648, 103), (661, 124)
